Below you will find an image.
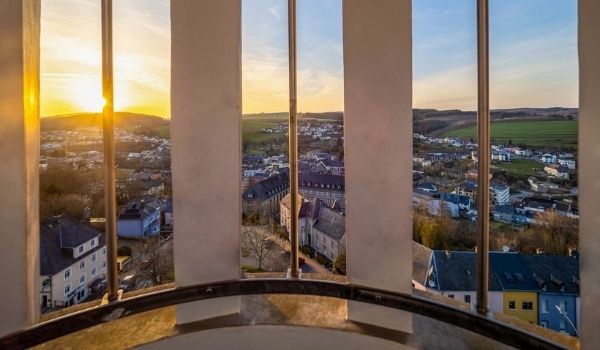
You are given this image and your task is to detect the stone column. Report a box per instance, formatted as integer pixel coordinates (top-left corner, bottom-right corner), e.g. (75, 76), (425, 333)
(0, 0), (41, 337)
(171, 0), (242, 323)
(579, 0), (600, 348)
(343, 0), (413, 332)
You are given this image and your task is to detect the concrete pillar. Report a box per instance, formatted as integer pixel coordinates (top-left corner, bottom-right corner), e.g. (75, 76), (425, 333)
(578, 0), (600, 347)
(170, 0), (242, 323)
(343, 0), (413, 332)
(0, 0), (41, 337)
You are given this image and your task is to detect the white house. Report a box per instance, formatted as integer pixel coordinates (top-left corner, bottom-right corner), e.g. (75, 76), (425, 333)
(558, 158), (576, 170)
(514, 148), (533, 157)
(491, 182), (511, 205)
(492, 151), (511, 162)
(40, 215), (107, 310)
(541, 153), (557, 164)
(280, 195), (346, 261)
(413, 191), (460, 218)
(309, 205), (346, 261)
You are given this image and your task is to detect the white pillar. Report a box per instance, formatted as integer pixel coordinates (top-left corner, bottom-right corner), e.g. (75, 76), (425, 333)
(0, 0), (41, 336)
(578, 0), (600, 347)
(171, 0), (242, 323)
(343, 0), (413, 332)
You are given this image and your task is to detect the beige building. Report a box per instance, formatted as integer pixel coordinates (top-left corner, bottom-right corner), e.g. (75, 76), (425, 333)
(280, 194), (346, 261)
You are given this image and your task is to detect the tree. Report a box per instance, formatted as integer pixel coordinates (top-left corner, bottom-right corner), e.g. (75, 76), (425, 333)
(242, 227), (270, 270)
(138, 236), (173, 285)
(333, 253), (346, 275)
(531, 210), (578, 255)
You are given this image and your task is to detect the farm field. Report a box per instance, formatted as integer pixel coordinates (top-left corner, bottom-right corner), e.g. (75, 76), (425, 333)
(443, 120), (578, 148)
(242, 118), (286, 143)
(493, 159), (545, 177)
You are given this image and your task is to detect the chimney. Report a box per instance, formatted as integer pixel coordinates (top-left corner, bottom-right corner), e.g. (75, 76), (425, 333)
(536, 248), (544, 255)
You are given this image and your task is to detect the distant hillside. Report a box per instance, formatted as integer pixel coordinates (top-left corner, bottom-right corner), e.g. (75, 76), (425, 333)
(42, 112), (169, 131)
(414, 107), (578, 135)
(43, 108), (577, 137)
(243, 111), (343, 121)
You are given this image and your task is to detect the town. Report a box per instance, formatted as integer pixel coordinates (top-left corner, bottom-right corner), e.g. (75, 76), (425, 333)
(37, 110), (580, 337)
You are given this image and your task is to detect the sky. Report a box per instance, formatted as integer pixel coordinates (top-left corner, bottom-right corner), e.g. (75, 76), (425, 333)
(40, 0), (578, 117)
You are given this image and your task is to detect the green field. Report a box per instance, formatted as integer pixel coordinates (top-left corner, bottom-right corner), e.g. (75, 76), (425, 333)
(443, 120), (578, 148)
(493, 159), (544, 177)
(242, 116), (288, 143)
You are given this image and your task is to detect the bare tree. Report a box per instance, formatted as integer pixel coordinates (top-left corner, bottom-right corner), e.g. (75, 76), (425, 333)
(138, 236), (173, 285)
(532, 210), (578, 255)
(243, 227), (270, 270)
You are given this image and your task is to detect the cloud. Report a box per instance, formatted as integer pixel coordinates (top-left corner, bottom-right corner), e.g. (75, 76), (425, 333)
(268, 6), (281, 22)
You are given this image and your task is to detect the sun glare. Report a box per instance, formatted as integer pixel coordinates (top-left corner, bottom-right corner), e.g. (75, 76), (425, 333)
(68, 79), (105, 112)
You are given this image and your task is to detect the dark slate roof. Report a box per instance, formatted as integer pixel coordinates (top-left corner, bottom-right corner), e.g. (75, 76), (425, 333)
(489, 252), (537, 291)
(413, 241), (433, 286)
(40, 215), (105, 275)
(493, 205), (515, 214)
(299, 173), (345, 191)
(519, 254), (579, 295)
(280, 193), (311, 218)
(305, 198), (325, 221)
(242, 172), (290, 201)
(433, 250), (502, 292)
(491, 181), (509, 191)
(440, 192), (471, 207)
(313, 206), (345, 241)
(522, 197), (555, 211)
(417, 182), (437, 192)
(118, 198), (161, 220)
(462, 180), (478, 191)
(321, 159), (344, 168)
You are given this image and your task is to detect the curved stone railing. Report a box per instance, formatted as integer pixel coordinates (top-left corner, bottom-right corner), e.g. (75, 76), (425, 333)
(0, 279), (568, 350)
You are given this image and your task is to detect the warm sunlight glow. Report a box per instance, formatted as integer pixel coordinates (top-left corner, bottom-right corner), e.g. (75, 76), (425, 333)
(68, 79), (105, 112)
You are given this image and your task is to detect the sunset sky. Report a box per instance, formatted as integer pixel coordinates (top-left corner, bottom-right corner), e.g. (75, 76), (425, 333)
(40, 0), (578, 117)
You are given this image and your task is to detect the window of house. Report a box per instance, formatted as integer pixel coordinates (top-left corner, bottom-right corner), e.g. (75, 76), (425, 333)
(102, 261), (107, 268)
(464, 295), (471, 303)
(102, 248), (106, 256)
(508, 301), (516, 310)
(559, 320), (566, 332)
(448, 294), (455, 299)
(90, 239), (96, 247)
(79, 275), (85, 285)
(92, 253), (96, 262)
(541, 299), (548, 313)
(522, 301), (534, 310)
(78, 246), (84, 254)
(559, 300), (566, 313)
(64, 284), (71, 295)
(541, 321), (548, 328)
(80, 261), (85, 270)
(91, 267), (96, 276)
(64, 269), (71, 279)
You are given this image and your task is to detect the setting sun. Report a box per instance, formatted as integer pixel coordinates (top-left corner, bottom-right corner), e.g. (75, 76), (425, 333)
(68, 79), (105, 112)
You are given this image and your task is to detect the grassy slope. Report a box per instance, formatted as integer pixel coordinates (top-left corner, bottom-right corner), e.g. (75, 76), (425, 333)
(493, 159), (545, 177)
(443, 120), (578, 147)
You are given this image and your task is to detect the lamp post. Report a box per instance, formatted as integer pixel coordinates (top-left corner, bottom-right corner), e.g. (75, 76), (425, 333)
(555, 305), (580, 338)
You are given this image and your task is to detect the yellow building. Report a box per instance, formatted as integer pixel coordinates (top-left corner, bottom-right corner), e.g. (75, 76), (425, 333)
(502, 291), (538, 324)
